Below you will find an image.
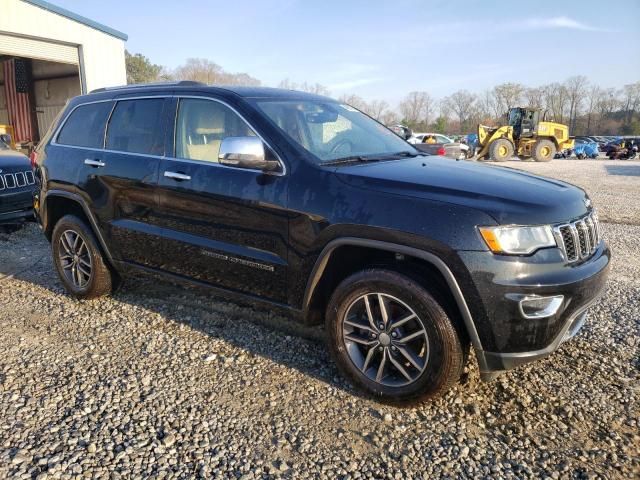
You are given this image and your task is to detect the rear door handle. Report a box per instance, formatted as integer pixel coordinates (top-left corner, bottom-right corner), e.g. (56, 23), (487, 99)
(164, 171), (191, 181)
(84, 159), (105, 167)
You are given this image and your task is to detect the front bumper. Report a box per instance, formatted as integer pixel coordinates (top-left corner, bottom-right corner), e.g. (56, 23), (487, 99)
(0, 189), (35, 224)
(457, 241), (610, 379)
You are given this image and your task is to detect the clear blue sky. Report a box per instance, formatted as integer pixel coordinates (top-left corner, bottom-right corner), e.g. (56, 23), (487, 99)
(53, 0), (640, 103)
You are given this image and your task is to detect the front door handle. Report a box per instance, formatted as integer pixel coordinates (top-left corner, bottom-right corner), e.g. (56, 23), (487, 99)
(164, 171), (191, 181)
(84, 159), (105, 168)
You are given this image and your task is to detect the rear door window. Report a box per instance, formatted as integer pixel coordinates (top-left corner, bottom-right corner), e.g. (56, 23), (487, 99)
(57, 102), (113, 148)
(106, 99), (165, 155)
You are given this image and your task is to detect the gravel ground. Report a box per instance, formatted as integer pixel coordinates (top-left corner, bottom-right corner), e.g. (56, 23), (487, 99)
(498, 157), (640, 226)
(1, 160), (639, 479)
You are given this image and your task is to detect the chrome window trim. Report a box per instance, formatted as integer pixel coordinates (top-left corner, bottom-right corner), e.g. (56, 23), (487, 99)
(51, 98), (114, 148)
(51, 95), (170, 149)
(46, 143), (167, 160)
(102, 100), (118, 148)
(171, 95), (286, 177)
(49, 94), (287, 177)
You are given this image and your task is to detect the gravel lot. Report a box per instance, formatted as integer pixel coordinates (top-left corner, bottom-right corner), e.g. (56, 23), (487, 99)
(1, 158), (638, 479)
(499, 157), (640, 226)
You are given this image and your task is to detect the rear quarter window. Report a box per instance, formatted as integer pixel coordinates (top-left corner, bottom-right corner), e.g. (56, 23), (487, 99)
(56, 102), (113, 148)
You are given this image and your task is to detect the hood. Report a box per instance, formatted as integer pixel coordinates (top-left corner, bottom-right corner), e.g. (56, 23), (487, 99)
(0, 149), (30, 170)
(334, 156), (590, 225)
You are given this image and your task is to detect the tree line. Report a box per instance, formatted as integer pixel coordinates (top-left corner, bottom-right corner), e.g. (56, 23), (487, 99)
(125, 51), (640, 136)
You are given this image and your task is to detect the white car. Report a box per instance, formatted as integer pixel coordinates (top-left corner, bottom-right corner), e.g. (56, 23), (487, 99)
(409, 133), (471, 158)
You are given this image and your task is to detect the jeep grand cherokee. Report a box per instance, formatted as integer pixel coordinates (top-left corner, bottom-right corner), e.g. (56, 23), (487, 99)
(33, 82), (610, 403)
(1, 134), (36, 227)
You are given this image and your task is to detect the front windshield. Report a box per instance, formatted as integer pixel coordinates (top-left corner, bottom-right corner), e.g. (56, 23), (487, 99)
(255, 100), (417, 163)
(508, 108), (522, 126)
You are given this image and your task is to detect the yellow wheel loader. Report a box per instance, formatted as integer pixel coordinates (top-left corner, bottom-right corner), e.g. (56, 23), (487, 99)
(476, 108), (574, 162)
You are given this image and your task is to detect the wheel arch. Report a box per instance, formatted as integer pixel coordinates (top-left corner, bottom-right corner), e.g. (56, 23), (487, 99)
(42, 190), (115, 267)
(536, 135), (560, 149)
(302, 238), (484, 354)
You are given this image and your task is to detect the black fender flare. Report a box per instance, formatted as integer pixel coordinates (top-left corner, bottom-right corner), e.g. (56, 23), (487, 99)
(302, 237), (484, 356)
(42, 190), (116, 266)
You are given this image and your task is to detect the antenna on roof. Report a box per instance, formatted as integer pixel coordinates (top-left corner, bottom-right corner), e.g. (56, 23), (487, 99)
(90, 80), (206, 94)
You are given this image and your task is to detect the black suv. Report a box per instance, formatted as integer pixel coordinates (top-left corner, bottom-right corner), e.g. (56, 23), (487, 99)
(1, 134), (36, 227)
(33, 82), (610, 403)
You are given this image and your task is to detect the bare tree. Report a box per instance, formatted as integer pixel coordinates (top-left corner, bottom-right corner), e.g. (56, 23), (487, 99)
(542, 83), (569, 123)
(173, 58), (260, 86)
(584, 85), (601, 134)
(524, 87), (545, 110)
(564, 76), (589, 131)
(478, 90), (497, 123)
(380, 110), (400, 126)
(444, 90), (477, 132)
(338, 94), (368, 111)
(363, 100), (390, 120)
(492, 82), (525, 114)
(278, 79), (330, 96)
(399, 91), (433, 127)
(621, 82), (640, 123)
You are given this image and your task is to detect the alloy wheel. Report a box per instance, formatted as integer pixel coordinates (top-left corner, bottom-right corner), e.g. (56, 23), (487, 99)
(342, 293), (429, 387)
(58, 229), (93, 289)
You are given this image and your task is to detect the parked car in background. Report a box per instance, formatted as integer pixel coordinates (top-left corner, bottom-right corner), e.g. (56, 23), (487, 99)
(409, 133), (470, 159)
(0, 134), (36, 230)
(602, 138), (624, 155)
(407, 132), (427, 144)
(34, 83), (610, 403)
(414, 141), (465, 159)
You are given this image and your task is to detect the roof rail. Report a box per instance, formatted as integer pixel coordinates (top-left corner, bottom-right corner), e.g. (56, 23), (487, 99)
(90, 81), (206, 94)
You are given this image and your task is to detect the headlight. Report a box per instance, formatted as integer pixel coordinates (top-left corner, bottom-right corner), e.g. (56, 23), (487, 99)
(479, 225), (556, 255)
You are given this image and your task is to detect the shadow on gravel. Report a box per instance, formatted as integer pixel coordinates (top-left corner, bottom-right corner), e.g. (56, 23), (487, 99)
(604, 164), (640, 176)
(121, 275), (358, 390)
(2, 227), (370, 400)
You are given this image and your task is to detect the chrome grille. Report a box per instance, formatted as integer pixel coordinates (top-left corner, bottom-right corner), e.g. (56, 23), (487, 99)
(0, 171), (35, 191)
(554, 211), (601, 263)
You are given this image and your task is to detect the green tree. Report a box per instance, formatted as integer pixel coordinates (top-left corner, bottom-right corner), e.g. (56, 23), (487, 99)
(125, 50), (163, 84)
(432, 116), (447, 133)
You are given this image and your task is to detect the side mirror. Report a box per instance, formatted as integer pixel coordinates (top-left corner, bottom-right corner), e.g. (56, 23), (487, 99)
(0, 133), (11, 146)
(218, 136), (281, 173)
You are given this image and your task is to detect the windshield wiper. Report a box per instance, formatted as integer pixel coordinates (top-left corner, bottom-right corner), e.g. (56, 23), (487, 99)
(321, 155), (382, 166)
(321, 151), (421, 166)
(388, 151), (421, 158)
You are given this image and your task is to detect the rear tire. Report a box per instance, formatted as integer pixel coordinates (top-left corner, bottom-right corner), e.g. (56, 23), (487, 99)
(489, 139), (513, 162)
(533, 139), (556, 162)
(52, 214), (114, 299)
(326, 269), (465, 405)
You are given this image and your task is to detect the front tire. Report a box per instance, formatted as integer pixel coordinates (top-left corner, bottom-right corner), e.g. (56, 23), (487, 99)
(533, 139), (556, 162)
(489, 139), (513, 161)
(326, 269), (465, 404)
(52, 214), (114, 299)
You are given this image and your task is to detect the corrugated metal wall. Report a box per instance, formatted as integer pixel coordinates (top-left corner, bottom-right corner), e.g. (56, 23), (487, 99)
(33, 75), (81, 137)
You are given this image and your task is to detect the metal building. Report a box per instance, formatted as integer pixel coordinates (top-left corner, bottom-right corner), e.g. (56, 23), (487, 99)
(0, 0), (127, 147)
